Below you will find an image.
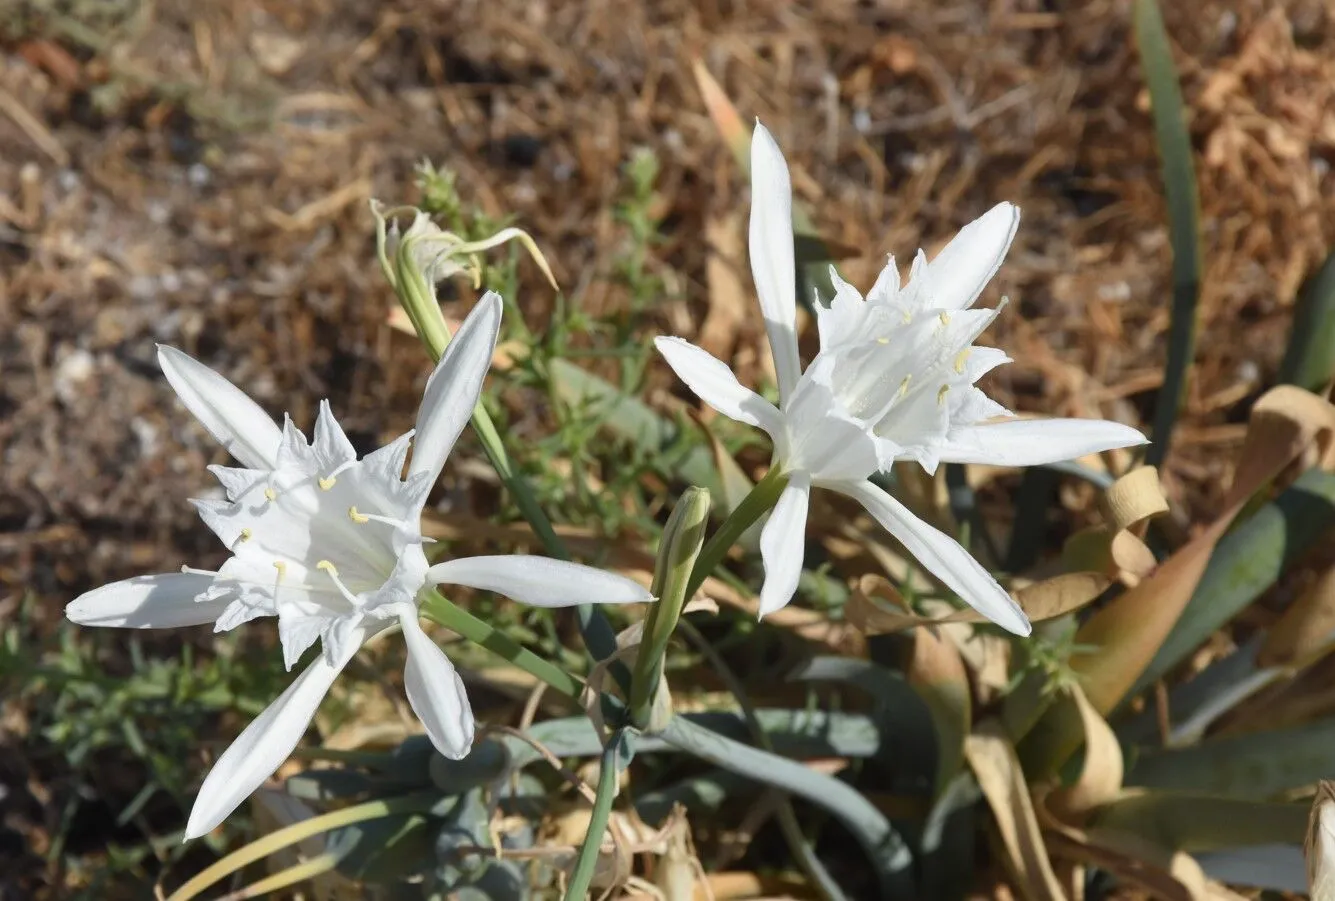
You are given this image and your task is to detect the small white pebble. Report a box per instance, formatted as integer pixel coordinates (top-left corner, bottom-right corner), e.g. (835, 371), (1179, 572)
(54, 349), (95, 405)
(130, 417), (160, 458)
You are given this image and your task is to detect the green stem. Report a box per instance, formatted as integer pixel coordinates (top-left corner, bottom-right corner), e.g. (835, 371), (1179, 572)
(416, 309), (623, 670)
(678, 619), (846, 901)
(420, 589), (583, 701)
(563, 731), (623, 901)
(686, 465), (790, 600)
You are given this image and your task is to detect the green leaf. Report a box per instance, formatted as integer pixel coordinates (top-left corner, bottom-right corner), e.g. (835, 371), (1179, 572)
(1132, 468), (1335, 696)
(789, 657), (938, 795)
(1127, 717), (1335, 799)
(1093, 790), (1308, 850)
(1279, 249), (1335, 392)
(548, 358), (722, 494)
(1134, 0), (1203, 468)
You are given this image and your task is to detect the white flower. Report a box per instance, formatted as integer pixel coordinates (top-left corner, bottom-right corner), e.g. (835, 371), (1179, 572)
(66, 292), (652, 839)
(654, 123), (1147, 634)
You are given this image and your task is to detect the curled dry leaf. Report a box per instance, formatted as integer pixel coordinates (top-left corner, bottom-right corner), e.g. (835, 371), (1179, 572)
(1030, 687), (1249, 901)
(964, 720), (1067, 901)
(1061, 465), (1167, 588)
(1043, 684), (1124, 824)
(908, 624), (971, 797)
(847, 572), (1109, 635)
(1307, 781), (1335, 901)
(1258, 565), (1335, 671)
(1072, 385), (1335, 719)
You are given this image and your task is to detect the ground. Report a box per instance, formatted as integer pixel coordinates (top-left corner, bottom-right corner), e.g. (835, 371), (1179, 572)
(1, 0), (1332, 897)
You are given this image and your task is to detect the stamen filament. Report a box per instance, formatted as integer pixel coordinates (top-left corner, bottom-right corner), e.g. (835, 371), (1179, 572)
(180, 565), (221, 577)
(348, 506), (411, 529)
(316, 559), (362, 606)
(319, 460), (358, 491)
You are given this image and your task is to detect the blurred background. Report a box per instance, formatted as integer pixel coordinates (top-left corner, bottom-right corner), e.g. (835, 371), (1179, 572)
(1, 0), (1333, 897)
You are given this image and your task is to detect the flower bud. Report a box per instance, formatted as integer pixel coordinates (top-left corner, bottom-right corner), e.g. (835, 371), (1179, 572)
(629, 487), (711, 731)
(370, 199), (557, 361)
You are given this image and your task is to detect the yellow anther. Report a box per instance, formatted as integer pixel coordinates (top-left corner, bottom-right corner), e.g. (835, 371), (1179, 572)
(954, 349), (971, 374)
(876, 336), (890, 345)
(318, 476), (337, 491)
(902, 310), (913, 324)
(316, 560), (339, 577)
(273, 561), (287, 581)
(263, 486), (277, 502)
(898, 376), (911, 399)
(348, 506), (370, 524)
(238, 527), (253, 543)
(938, 311), (951, 326)
(937, 384), (950, 406)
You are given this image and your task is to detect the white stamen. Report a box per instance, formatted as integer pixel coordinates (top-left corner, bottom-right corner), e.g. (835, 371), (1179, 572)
(316, 559), (361, 606)
(181, 565), (220, 577)
(318, 460), (358, 491)
(954, 349), (971, 375)
(348, 506), (412, 529)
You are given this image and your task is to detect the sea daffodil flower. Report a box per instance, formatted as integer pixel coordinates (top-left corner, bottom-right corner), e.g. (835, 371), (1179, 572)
(655, 123), (1147, 634)
(66, 292), (652, 838)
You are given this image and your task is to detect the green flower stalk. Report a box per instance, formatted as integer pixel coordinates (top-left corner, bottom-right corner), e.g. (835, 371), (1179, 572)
(371, 200), (624, 667)
(371, 200), (556, 359)
(630, 487), (711, 731)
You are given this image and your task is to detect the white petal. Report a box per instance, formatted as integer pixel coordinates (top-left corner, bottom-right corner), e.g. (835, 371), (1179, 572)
(836, 479), (1030, 636)
(311, 400), (357, 472)
(937, 418), (1148, 467)
(400, 613), (474, 759)
(409, 292), (502, 487)
(758, 473), (810, 618)
(654, 337), (785, 439)
(815, 266), (867, 352)
(784, 358), (881, 482)
(66, 573), (228, 628)
(749, 122), (801, 404)
(926, 203), (1020, 311)
(428, 555), (653, 607)
(157, 346), (282, 470)
(185, 624), (368, 839)
(207, 464), (265, 502)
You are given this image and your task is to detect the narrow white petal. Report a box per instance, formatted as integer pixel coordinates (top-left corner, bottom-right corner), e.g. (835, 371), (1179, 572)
(157, 346), (282, 470)
(749, 122), (801, 403)
(400, 613), (474, 758)
(428, 555), (653, 607)
(927, 203), (1020, 311)
(836, 479), (1030, 636)
(937, 418), (1148, 467)
(311, 400), (357, 472)
(654, 337), (785, 439)
(758, 473), (810, 617)
(185, 625), (367, 839)
(66, 573), (228, 628)
(409, 292), (502, 487)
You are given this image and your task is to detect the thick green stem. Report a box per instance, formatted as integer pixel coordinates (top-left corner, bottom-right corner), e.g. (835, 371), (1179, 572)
(686, 465), (789, 601)
(420, 589), (583, 701)
(563, 732), (622, 900)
